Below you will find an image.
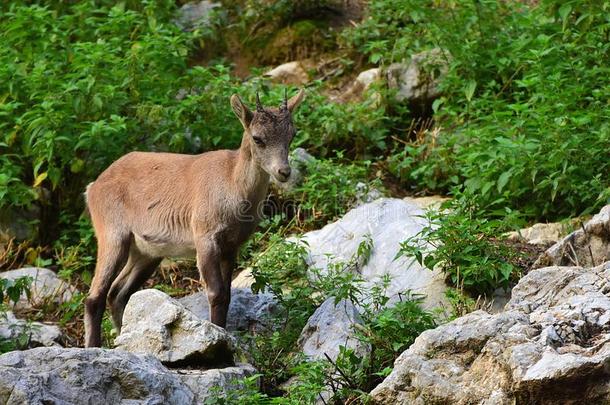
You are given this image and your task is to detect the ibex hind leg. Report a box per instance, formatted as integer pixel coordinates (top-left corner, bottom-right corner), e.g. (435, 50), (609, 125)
(84, 234), (131, 347)
(108, 249), (161, 333)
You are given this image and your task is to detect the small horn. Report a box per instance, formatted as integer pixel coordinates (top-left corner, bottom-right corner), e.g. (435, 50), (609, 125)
(256, 92), (264, 112)
(280, 88), (288, 112)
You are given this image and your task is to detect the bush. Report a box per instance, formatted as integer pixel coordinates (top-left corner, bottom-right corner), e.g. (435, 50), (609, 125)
(286, 156), (384, 228)
(344, 0), (610, 221)
(398, 196), (522, 295)
(0, 275), (33, 353)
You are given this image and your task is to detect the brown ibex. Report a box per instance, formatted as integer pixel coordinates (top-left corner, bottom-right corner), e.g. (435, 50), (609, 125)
(83, 90), (304, 347)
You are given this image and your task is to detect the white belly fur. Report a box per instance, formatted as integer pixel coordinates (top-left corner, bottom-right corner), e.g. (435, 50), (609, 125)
(133, 234), (196, 258)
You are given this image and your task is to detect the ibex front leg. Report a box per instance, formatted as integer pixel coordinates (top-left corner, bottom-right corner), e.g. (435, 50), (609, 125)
(196, 237), (229, 328)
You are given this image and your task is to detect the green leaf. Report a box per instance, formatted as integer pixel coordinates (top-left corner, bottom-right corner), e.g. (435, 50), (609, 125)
(464, 80), (477, 102)
(558, 4), (572, 22)
(497, 171), (511, 193)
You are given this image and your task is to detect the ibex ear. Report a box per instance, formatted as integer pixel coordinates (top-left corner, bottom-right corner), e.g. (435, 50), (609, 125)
(287, 89), (305, 113)
(230, 95), (253, 128)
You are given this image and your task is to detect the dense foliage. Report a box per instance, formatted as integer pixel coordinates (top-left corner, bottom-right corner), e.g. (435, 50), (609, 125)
(369, 0), (610, 220)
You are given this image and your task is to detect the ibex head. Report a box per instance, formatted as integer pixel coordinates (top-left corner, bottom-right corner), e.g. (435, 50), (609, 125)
(230, 89), (305, 183)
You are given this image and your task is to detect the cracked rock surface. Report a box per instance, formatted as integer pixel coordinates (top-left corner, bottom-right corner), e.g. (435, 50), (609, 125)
(371, 261), (610, 404)
(115, 289), (236, 367)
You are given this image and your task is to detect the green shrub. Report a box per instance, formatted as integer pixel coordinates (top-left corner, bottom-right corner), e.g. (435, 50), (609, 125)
(295, 88), (391, 157)
(343, 0), (610, 220)
(286, 156), (384, 228)
(0, 275), (33, 353)
(398, 196), (522, 295)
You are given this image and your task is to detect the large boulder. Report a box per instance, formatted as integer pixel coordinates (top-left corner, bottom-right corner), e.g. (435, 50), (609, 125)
(370, 261), (610, 404)
(0, 267), (77, 310)
(115, 289), (236, 367)
(297, 298), (369, 362)
(0, 347), (194, 404)
(0, 311), (62, 348)
(536, 204), (609, 268)
(387, 48), (449, 106)
(0, 347), (256, 404)
(300, 198), (448, 310)
(179, 288), (278, 332)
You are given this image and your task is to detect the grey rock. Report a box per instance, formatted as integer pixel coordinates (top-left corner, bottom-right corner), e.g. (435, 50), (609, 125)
(174, 1), (220, 32)
(115, 289), (236, 367)
(535, 204), (610, 268)
(0, 347), (195, 405)
(300, 198), (448, 310)
(0, 311), (62, 348)
(291, 147), (316, 168)
(370, 262), (610, 404)
(179, 288), (278, 332)
(387, 48), (449, 103)
(0, 347), (256, 405)
(297, 298), (369, 362)
(0, 267), (77, 310)
(176, 363), (258, 403)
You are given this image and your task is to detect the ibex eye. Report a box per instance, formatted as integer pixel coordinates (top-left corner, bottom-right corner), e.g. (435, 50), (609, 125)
(252, 136), (265, 146)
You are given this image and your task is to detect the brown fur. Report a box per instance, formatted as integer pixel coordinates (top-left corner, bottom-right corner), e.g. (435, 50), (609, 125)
(83, 90), (304, 347)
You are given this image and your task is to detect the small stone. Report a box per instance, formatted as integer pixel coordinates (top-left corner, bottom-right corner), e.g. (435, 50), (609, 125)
(387, 48), (449, 104)
(174, 1), (221, 32)
(535, 205), (610, 268)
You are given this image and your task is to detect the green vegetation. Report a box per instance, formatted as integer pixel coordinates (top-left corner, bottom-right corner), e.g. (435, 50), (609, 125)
(1, 0), (609, 403)
(0, 275), (32, 353)
(240, 237), (437, 403)
(398, 196), (522, 295)
(371, 0), (610, 220)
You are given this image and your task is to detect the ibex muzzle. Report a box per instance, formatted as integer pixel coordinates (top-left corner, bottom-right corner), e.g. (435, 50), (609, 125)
(83, 89), (305, 347)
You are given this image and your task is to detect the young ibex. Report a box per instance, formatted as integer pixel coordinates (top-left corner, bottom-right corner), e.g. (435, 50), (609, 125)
(84, 89), (304, 347)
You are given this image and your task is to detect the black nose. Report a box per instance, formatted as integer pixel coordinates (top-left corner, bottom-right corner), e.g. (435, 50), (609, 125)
(278, 166), (291, 179)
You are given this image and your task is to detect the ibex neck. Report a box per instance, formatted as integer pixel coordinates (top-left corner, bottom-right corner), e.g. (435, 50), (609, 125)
(233, 133), (269, 196)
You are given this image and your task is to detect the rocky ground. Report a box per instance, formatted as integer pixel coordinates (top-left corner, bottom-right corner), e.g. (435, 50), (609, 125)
(1, 196), (608, 403)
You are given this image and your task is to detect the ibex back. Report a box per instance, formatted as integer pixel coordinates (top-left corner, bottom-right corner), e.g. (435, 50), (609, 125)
(84, 90), (304, 347)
